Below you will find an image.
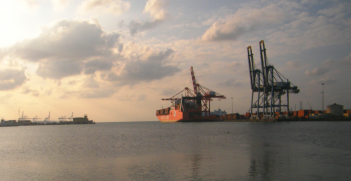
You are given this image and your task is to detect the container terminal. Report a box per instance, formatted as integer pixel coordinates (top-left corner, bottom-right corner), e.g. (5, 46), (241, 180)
(156, 40), (351, 122)
(1, 113), (94, 127)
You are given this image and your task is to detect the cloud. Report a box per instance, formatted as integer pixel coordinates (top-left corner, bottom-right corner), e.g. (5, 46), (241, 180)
(137, 94), (147, 101)
(36, 59), (83, 79)
(51, 0), (70, 11)
(102, 48), (180, 86)
(79, 0), (130, 15)
(217, 79), (242, 87)
(129, 20), (163, 36)
(23, 0), (39, 8)
(8, 19), (120, 61)
(84, 58), (114, 74)
(161, 87), (178, 96)
(341, 53), (351, 65)
(286, 60), (307, 68)
(202, 5), (284, 42)
(2, 19), (122, 79)
(21, 87), (40, 97)
(305, 67), (330, 76)
(144, 0), (168, 20)
(80, 88), (116, 98)
(84, 75), (100, 88)
(0, 69), (27, 90)
(128, 0), (169, 35)
(309, 78), (337, 85)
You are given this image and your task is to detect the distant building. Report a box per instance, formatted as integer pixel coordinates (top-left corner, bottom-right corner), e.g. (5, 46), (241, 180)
(327, 103), (343, 117)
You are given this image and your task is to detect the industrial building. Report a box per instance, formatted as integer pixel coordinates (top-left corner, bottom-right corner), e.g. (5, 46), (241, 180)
(327, 103), (344, 117)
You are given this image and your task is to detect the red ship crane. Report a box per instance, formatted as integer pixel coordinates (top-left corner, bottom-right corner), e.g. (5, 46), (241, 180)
(190, 66), (198, 94)
(161, 66), (226, 117)
(161, 87), (195, 101)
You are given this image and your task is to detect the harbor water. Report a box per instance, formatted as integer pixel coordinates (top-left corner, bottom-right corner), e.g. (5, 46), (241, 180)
(0, 121), (350, 180)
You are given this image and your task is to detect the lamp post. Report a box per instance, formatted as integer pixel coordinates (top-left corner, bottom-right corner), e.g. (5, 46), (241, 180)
(322, 83), (325, 111)
(231, 97), (233, 114)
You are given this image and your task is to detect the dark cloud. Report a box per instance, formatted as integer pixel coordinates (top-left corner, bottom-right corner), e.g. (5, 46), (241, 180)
(84, 59), (114, 74)
(0, 69), (27, 90)
(9, 19), (120, 61)
(36, 59), (83, 79)
(129, 20), (163, 35)
(2, 19), (122, 79)
(102, 49), (180, 85)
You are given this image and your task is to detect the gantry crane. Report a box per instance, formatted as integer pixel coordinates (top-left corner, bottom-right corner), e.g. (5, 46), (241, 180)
(248, 40), (299, 119)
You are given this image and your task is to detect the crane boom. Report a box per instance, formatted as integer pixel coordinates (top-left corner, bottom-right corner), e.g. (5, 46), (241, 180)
(247, 46), (255, 90)
(190, 66), (198, 94)
(307, 102), (312, 110)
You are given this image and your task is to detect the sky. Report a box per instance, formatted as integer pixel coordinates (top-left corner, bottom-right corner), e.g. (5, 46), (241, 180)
(0, 0), (350, 122)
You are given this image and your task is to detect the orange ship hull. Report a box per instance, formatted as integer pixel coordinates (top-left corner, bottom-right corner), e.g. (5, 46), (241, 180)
(156, 108), (217, 122)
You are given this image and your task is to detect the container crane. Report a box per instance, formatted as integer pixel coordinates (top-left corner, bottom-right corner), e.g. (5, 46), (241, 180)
(248, 40), (300, 119)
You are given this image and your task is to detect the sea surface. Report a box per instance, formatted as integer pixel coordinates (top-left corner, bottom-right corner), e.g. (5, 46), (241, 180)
(0, 121), (351, 181)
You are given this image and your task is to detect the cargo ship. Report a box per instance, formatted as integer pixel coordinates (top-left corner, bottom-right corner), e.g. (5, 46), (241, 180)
(156, 67), (226, 122)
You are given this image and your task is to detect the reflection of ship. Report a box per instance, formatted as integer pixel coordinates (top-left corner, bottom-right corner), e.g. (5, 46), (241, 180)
(156, 66), (226, 122)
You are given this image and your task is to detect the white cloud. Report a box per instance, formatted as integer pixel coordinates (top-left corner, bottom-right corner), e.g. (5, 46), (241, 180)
(51, 0), (70, 11)
(23, 0), (39, 8)
(202, 5), (285, 42)
(144, 0), (168, 20)
(79, 0), (130, 15)
(128, 0), (169, 35)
